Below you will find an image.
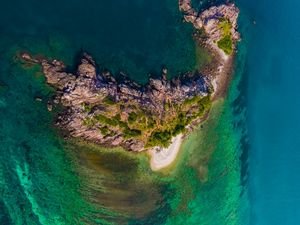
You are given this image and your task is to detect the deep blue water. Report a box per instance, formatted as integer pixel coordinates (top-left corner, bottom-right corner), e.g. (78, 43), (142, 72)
(238, 0), (300, 224)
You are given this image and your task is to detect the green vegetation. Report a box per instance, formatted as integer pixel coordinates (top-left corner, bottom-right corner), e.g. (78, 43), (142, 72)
(103, 95), (115, 105)
(147, 130), (172, 148)
(173, 124), (185, 135)
(83, 117), (96, 127)
(95, 114), (119, 126)
(82, 103), (93, 113)
(145, 95), (211, 148)
(217, 19), (233, 55)
(183, 95), (202, 105)
(218, 19), (232, 36)
(83, 94), (212, 148)
(94, 113), (142, 139)
(147, 117), (156, 129)
(217, 35), (233, 55)
(94, 114), (127, 128)
(99, 126), (110, 136)
(128, 112), (138, 124)
(123, 128), (141, 139)
(197, 95), (211, 115)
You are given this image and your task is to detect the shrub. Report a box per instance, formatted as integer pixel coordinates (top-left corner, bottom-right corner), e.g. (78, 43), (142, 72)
(82, 103), (93, 113)
(218, 19), (232, 36)
(147, 130), (172, 148)
(128, 112), (138, 124)
(94, 114), (118, 126)
(217, 35), (233, 55)
(83, 118), (96, 127)
(103, 95), (115, 105)
(147, 117), (156, 129)
(217, 18), (233, 55)
(184, 95), (201, 105)
(173, 124), (185, 135)
(99, 126), (110, 136)
(123, 128), (141, 138)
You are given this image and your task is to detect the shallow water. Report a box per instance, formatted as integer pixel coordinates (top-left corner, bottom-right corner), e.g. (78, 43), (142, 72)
(0, 1), (249, 224)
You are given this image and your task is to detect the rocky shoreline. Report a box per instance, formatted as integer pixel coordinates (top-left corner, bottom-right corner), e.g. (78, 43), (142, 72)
(179, 1), (240, 56)
(179, 1), (240, 99)
(21, 52), (211, 152)
(20, 2), (240, 158)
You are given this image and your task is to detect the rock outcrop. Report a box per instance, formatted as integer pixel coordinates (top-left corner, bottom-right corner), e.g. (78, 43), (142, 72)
(179, 1), (240, 57)
(21, 53), (211, 152)
(19, 2), (240, 153)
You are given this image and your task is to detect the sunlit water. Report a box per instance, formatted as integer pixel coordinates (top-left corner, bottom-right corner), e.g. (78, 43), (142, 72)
(0, 0), (250, 224)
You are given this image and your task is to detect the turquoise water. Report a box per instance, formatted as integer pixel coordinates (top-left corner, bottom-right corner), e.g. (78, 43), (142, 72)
(238, 0), (300, 224)
(0, 0), (251, 224)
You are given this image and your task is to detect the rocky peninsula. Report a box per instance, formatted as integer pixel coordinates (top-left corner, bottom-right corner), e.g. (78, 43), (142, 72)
(21, 2), (240, 170)
(22, 52), (211, 151)
(180, 1), (240, 99)
(179, 1), (240, 57)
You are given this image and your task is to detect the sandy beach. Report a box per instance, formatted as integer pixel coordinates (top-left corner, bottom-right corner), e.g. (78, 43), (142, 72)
(147, 1), (238, 172)
(149, 134), (183, 171)
(148, 57), (233, 171)
(148, 51), (233, 171)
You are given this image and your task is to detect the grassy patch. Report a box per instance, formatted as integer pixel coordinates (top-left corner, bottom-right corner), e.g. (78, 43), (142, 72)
(183, 95), (202, 105)
(217, 19), (233, 55)
(95, 114), (119, 126)
(146, 95), (211, 148)
(128, 112), (138, 124)
(82, 103), (94, 113)
(123, 128), (142, 139)
(83, 117), (96, 127)
(217, 35), (233, 55)
(83, 95), (212, 148)
(99, 126), (110, 136)
(218, 19), (232, 36)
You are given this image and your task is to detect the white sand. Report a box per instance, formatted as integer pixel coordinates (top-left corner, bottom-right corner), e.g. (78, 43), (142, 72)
(149, 134), (183, 171)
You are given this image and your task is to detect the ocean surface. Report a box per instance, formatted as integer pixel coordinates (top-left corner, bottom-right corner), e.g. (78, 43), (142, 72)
(0, 0), (297, 224)
(238, 0), (300, 224)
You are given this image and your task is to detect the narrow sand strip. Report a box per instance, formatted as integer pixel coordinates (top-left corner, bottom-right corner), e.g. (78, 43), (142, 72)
(149, 134), (183, 171)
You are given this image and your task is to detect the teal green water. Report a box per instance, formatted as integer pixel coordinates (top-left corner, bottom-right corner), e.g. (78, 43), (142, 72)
(0, 0), (196, 83)
(0, 1), (249, 224)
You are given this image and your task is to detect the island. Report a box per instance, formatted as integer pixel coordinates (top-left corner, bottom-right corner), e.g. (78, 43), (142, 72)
(20, 2), (240, 171)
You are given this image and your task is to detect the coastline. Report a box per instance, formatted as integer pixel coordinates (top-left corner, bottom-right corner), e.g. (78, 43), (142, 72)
(0, 0), (248, 223)
(149, 134), (183, 171)
(148, 54), (234, 171)
(211, 54), (234, 100)
(19, 1), (240, 172)
(147, 2), (239, 171)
